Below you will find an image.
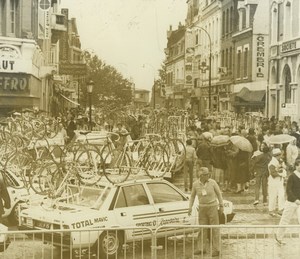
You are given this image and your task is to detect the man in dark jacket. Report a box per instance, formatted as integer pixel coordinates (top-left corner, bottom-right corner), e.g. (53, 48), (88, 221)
(0, 175), (11, 223)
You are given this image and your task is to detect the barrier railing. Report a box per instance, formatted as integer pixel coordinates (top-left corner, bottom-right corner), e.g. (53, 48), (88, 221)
(1, 225), (300, 259)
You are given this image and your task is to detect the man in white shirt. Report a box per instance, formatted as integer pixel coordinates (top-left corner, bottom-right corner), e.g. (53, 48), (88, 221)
(268, 148), (287, 216)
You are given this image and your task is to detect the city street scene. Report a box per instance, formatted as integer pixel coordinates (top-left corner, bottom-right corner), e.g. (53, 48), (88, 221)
(1, 0), (300, 258)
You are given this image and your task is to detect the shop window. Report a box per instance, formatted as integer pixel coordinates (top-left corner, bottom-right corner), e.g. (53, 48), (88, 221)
(237, 50), (241, 78)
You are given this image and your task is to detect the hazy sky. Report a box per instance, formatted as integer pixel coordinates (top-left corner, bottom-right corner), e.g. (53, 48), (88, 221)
(61, 0), (187, 91)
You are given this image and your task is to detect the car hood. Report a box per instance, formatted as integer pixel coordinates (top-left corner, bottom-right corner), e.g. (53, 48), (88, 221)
(21, 203), (101, 225)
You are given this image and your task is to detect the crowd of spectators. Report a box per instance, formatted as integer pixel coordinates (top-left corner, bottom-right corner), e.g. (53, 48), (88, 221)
(184, 115), (300, 218)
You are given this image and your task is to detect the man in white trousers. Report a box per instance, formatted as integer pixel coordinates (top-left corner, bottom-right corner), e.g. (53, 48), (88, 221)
(276, 159), (300, 245)
(268, 148), (287, 217)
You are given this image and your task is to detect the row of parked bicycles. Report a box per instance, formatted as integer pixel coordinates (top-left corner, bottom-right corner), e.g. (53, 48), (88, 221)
(0, 115), (186, 199)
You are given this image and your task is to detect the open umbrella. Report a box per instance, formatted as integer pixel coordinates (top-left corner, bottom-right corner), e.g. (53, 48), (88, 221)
(268, 134), (296, 145)
(211, 135), (230, 147)
(230, 135), (253, 153)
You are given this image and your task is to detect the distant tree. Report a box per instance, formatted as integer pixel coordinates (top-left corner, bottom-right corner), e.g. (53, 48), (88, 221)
(82, 51), (133, 110)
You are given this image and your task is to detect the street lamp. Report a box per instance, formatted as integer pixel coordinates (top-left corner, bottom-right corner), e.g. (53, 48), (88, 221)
(87, 80), (94, 130)
(187, 26), (212, 110)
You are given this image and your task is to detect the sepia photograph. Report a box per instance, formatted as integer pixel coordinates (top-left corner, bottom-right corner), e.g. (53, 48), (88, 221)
(0, 0), (300, 258)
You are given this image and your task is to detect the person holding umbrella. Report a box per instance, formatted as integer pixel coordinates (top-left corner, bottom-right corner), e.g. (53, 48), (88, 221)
(228, 136), (253, 193)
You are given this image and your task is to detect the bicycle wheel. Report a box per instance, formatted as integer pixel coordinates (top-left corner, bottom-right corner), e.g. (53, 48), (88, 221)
(169, 138), (186, 173)
(31, 119), (47, 139)
(29, 159), (59, 195)
(4, 152), (32, 189)
(103, 148), (131, 184)
(74, 147), (103, 185)
(143, 143), (169, 178)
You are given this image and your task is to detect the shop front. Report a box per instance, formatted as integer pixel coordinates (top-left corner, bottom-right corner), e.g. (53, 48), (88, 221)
(0, 39), (44, 115)
(233, 87), (265, 114)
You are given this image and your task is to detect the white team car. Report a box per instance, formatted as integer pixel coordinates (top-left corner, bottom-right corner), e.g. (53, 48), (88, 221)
(1, 169), (43, 224)
(19, 177), (234, 258)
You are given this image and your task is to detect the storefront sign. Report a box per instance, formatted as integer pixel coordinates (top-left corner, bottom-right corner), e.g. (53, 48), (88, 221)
(0, 73), (29, 93)
(282, 40), (298, 53)
(59, 63), (87, 75)
(281, 103), (298, 116)
(0, 60), (15, 71)
(38, 0), (51, 39)
(256, 35), (265, 78)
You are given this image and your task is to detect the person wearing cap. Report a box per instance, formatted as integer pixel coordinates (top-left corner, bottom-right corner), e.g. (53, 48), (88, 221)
(268, 148), (287, 217)
(188, 167), (224, 257)
(275, 159), (300, 245)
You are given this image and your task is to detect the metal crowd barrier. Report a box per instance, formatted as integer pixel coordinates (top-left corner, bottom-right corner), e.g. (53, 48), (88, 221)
(1, 225), (300, 259)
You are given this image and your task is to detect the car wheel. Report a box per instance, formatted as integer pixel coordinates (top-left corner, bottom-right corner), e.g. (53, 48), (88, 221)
(94, 231), (123, 259)
(8, 202), (23, 225)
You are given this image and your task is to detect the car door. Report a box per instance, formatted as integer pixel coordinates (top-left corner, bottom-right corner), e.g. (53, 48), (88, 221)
(146, 181), (192, 237)
(111, 183), (157, 241)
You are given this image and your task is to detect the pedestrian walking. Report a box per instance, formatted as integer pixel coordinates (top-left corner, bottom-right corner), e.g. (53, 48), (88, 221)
(0, 175), (11, 224)
(251, 142), (272, 206)
(188, 167), (224, 257)
(275, 159), (300, 245)
(268, 148), (287, 216)
(184, 139), (197, 192)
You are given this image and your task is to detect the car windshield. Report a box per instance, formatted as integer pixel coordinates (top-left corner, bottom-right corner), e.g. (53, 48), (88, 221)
(64, 185), (110, 209)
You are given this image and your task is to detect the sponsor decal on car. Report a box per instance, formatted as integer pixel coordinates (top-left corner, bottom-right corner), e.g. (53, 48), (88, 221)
(71, 216), (108, 229)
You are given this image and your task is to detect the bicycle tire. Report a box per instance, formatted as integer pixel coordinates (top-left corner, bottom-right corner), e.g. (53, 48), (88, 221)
(3, 152), (32, 189)
(103, 148), (131, 184)
(143, 143), (169, 178)
(29, 159), (59, 195)
(75, 147), (103, 185)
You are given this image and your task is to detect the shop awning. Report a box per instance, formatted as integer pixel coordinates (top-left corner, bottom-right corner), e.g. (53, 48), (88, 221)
(60, 94), (80, 106)
(234, 87), (266, 105)
(236, 87), (265, 102)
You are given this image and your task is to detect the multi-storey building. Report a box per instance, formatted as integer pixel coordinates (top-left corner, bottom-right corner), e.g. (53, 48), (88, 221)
(0, 0), (82, 116)
(184, 0), (222, 116)
(134, 88), (150, 108)
(231, 0), (269, 115)
(268, 0), (300, 122)
(219, 0), (238, 112)
(0, 0), (46, 114)
(164, 23), (186, 110)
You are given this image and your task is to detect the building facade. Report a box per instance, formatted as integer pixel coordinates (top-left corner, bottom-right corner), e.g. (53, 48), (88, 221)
(268, 0), (300, 122)
(0, 0), (83, 116)
(164, 23), (186, 110)
(219, 0), (238, 112)
(0, 0), (46, 114)
(134, 88), (150, 108)
(231, 0), (269, 115)
(162, 0), (272, 117)
(185, 0), (222, 115)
